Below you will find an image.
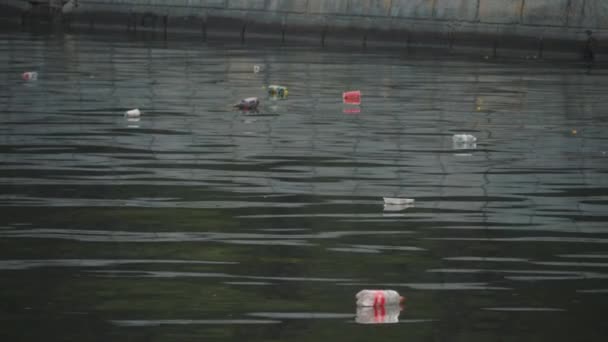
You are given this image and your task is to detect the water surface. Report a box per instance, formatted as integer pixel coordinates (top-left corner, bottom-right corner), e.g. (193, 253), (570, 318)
(1, 31), (608, 341)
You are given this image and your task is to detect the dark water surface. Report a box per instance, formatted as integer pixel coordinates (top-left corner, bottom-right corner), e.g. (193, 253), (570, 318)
(1, 31), (608, 341)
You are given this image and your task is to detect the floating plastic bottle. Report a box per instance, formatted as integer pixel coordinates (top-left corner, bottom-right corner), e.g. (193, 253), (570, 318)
(452, 134), (477, 150)
(384, 203), (413, 212)
(235, 97), (259, 110)
(268, 85), (288, 99)
(343, 90), (361, 105)
(125, 108), (141, 118)
(383, 197), (414, 205)
(22, 71), (38, 81)
(356, 289), (405, 307)
(452, 134), (477, 143)
(453, 142), (476, 150)
(356, 306), (401, 324)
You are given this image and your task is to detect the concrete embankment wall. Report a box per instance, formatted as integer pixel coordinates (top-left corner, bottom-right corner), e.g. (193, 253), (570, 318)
(3, 0), (607, 55)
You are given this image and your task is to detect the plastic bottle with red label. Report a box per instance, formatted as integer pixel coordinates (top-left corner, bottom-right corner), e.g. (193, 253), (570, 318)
(355, 289), (404, 307)
(343, 90), (361, 105)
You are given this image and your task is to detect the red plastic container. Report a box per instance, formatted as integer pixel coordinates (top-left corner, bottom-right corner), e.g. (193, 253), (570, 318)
(343, 90), (361, 105)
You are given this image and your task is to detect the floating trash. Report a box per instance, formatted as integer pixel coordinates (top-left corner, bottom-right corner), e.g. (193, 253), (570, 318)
(125, 108), (141, 118)
(383, 203), (413, 212)
(343, 90), (361, 105)
(253, 65), (262, 73)
(452, 134), (477, 143)
(356, 306), (401, 324)
(453, 134), (477, 150)
(22, 71), (38, 81)
(235, 97), (259, 110)
(453, 140), (477, 150)
(268, 85), (288, 98)
(356, 289), (405, 307)
(383, 197), (415, 205)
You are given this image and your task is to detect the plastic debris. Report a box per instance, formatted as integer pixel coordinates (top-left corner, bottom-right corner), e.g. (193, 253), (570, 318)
(343, 90), (361, 105)
(22, 71), (38, 81)
(253, 65), (262, 73)
(384, 203), (413, 212)
(383, 197), (414, 205)
(356, 306), (401, 324)
(356, 289), (405, 307)
(453, 134), (477, 150)
(453, 141), (476, 150)
(268, 85), (288, 98)
(452, 134), (477, 143)
(235, 97), (259, 110)
(125, 108), (141, 118)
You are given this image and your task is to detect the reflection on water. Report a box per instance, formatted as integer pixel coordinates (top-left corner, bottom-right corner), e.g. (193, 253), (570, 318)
(1, 30), (608, 342)
(355, 306), (401, 324)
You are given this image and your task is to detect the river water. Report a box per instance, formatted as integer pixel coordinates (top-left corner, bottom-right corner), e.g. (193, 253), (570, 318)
(1, 30), (607, 341)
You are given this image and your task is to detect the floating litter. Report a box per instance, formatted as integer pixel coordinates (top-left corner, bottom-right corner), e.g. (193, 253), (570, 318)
(268, 85), (288, 98)
(22, 71), (38, 81)
(453, 133), (476, 149)
(452, 134), (477, 143)
(125, 108), (141, 118)
(343, 90), (361, 105)
(383, 203), (413, 212)
(235, 97), (259, 110)
(356, 289), (405, 307)
(253, 65), (262, 73)
(383, 197), (415, 205)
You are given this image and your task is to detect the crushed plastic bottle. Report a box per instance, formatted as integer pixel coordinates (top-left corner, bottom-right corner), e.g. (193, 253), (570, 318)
(356, 289), (405, 307)
(22, 71), (38, 81)
(356, 306), (401, 324)
(268, 85), (288, 99)
(235, 97), (259, 110)
(125, 108), (141, 118)
(452, 134), (477, 150)
(383, 197), (414, 205)
(384, 203), (413, 212)
(343, 90), (361, 105)
(452, 134), (477, 143)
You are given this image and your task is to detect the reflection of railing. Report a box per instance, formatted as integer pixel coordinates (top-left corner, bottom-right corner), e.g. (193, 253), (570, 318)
(26, 0), (76, 15)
